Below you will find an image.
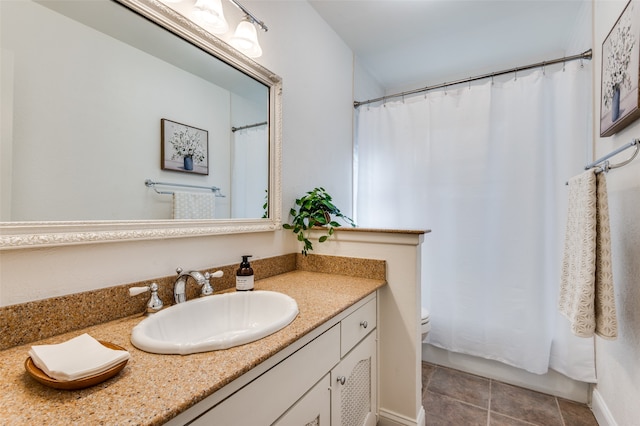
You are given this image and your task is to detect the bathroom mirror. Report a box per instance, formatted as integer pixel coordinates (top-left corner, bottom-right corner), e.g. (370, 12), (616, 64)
(0, 0), (282, 249)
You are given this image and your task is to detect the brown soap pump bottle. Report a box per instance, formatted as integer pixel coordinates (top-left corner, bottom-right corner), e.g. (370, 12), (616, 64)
(236, 255), (254, 291)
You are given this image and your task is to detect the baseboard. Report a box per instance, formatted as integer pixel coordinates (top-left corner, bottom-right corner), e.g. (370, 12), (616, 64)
(591, 388), (618, 426)
(416, 406), (425, 426)
(423, 344), (591, 403)
(378, 407), (424, 426)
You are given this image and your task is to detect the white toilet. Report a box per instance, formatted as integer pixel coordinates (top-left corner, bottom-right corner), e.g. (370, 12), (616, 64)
(421, 307), (431, 342)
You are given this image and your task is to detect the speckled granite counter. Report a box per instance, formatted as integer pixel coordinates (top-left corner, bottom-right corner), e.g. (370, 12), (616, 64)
(0, 270), (385, 425)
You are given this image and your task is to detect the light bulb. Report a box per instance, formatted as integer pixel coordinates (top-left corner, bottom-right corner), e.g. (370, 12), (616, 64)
(230, 18), (262, 58)
(192, 0), (229, 34)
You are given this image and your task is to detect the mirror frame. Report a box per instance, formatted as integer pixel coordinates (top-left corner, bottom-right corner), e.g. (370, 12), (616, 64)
(0, 0), (282, 250)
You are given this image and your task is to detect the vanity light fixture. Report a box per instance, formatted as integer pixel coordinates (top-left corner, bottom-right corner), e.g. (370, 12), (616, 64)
(229, 16), (262, 58)
(227, 0), (267, 58)
(192, 0), (229, 34)
(161, 0), (267, 58)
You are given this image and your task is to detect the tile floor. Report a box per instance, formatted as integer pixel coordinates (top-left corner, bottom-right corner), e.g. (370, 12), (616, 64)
(422, 362), (599, 426)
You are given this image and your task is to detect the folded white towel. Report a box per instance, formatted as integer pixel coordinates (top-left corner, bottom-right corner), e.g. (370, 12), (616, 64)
(28, 333), (130, 381)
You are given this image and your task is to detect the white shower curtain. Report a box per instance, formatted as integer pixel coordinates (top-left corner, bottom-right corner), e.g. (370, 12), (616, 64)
(231, 125), (269, 218)
(355, 61), (596, 381)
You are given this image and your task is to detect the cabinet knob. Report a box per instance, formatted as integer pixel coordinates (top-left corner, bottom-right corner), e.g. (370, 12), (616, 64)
(336, 376), (346, 385)
(360, 320), (368, 329)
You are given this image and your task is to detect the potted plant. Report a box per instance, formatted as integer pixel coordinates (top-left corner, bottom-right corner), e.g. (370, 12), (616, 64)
(283, 187), (356, 255)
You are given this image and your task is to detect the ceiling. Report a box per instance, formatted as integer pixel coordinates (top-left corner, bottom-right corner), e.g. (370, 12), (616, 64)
(308, 0), (590, 93)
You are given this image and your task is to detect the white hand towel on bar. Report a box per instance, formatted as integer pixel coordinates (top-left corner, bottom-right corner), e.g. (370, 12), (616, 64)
(173, 191), (215, 219)
(28, 333), (130, 381)
(559, 170), (617, 339)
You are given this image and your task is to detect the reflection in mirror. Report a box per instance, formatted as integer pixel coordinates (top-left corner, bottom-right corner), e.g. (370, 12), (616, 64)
(1, 0), (269, 222)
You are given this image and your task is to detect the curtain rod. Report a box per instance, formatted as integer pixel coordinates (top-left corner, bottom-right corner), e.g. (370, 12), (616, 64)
(353, 49), (592, 108)
(231, 121), (268, 132)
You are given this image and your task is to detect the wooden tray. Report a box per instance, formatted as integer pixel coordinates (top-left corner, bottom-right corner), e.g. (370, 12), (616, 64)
(25, 340), (128, 390)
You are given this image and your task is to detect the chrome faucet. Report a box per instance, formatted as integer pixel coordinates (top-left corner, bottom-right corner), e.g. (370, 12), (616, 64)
(173, 267), (223, 303)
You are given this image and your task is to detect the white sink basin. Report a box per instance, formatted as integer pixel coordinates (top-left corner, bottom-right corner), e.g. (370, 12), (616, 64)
(130, 290), (299, 355)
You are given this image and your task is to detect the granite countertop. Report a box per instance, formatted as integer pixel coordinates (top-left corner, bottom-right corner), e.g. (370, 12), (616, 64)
(0, 270), (385, 425)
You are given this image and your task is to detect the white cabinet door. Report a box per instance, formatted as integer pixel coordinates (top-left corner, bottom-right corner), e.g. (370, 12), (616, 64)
(273, 374), (330, 426)
(331, 331), (377, 426)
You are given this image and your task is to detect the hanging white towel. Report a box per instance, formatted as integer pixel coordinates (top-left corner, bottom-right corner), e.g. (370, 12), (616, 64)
(173, 191), (215, 219)
(559, 170), (617, 339)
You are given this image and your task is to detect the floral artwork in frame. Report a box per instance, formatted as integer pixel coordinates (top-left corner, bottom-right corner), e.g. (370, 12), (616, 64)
(601, 0), (640, 137)
(161, 119), (209, 175)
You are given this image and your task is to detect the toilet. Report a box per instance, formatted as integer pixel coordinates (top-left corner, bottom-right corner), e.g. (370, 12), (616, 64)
(421, 307), (431, 342)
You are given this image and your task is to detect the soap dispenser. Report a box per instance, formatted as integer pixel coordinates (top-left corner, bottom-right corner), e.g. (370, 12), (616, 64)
(236, 255), (254, 291)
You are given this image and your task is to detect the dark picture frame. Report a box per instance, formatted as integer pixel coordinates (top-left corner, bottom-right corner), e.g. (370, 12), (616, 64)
(161, 118), (209, 175)
(600, 0), (640, 137)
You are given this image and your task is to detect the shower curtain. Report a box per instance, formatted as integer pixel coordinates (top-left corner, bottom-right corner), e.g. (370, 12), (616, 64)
(231, 125), (268, 218)
(355, 60), (596, 381)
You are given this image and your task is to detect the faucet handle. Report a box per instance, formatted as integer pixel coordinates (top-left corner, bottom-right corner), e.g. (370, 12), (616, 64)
(209, 270), (224, 279)
(200, 270), (223, 297)
(130, 283), (163, 315)
(129, 286), (150, 297)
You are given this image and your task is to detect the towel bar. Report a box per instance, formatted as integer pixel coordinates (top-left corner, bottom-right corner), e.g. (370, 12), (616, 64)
(145, 179), (226, 197)
(566, 138), (639, 185)
(586, 138), (639, 173)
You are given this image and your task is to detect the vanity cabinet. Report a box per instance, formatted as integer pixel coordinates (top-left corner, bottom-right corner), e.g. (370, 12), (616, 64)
(171, 293), (377, 426)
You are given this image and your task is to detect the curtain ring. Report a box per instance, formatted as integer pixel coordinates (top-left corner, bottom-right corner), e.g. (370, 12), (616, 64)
(491, 75), (494, 86)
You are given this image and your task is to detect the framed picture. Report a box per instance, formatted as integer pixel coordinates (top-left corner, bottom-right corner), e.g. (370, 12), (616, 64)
(601, 0), (640, 137)
(161, 118), (209, 175)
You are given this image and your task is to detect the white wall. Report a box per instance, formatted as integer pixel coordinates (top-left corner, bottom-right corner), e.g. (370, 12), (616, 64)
(0, 0), (355, 306)
(354, 58), (385, 104)
(592, 1), (640, 425)
(247, 1), (355, 216)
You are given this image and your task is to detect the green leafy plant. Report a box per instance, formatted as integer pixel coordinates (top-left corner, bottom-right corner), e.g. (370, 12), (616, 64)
(262, 189), (268, 219)
(283, 187), (355, 256)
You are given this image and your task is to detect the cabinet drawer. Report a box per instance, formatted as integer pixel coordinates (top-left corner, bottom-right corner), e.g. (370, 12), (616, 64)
(341, 297), (376, 357)
(192, 324), (340, 425)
